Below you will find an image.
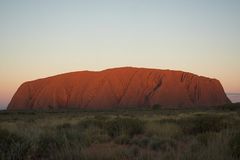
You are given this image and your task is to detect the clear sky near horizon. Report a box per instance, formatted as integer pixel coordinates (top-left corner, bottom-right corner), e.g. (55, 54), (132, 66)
(0, 0), (240, 109)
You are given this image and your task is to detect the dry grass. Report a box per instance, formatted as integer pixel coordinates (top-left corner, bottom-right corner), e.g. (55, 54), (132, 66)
(0, 105), (240, 160)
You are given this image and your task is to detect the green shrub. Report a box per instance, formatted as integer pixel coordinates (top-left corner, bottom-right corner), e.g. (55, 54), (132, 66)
(180, 130), (234, 160)
(114, 135), (131, 145)
(158, 119), (178, 124)
(152, 104), (162, 110)
(35, 133), (65, 159)
(0, 129), (30, 160)
(180, 115), (225, 135)
(145, 121), (182, 138)
(229, 132), (240, 158)
(93, 134), (111, 143)
(106, 118), (144, 137)
(149, 137), (176, 151)
(56, 123), (72, 130)
(121, 145), (139, 158)
(196, 132), (215, 146)
(149, 136), (177, 152)
(84, 126), (108, 144)
(78, 118), (105, 129)
(63, 127), (92, 146)
(94, 115), (109, 121)
(220, 103), (240, 111)
(35, 128), (89, 157)
(130, 136), (150, 148)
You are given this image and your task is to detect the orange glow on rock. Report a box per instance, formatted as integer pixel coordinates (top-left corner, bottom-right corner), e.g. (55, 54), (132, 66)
(8, 67), (231, 110)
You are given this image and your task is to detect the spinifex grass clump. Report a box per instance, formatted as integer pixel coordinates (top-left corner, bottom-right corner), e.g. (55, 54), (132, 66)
(0, 129), (30, 160)
(229, 132), (240, 158)
(105, 118), (144, 137)
(78, 117), (106, 129)
(179, 114), (227, 135)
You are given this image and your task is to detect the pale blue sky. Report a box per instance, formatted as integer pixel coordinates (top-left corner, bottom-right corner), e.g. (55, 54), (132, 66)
(0, 0), (240, 108)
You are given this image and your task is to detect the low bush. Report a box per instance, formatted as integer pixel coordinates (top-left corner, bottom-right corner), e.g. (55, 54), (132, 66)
(0, 129), (30, 160)
(106, 118), (144, 137)
(145, 121), (182, 138)
(196, 132), (215, 146)
(220, 103), (240, 111)
(229, 132), (240, 158)
(149, 137), (176, 151)
(152, 104), (162, 110)
(130, 136), (150, 148)
(179, 115), (225, 135)
(93, 134), (111, 143)
(94, 115), (109, 121)
(35, 128), (90, 159)
(84, 126), (108, 144)
(56, 123), (72, 130)
(78, 118), (105, 129)
(35, 132), (65, 159)
(121, 145), (139, 158)
(114, 135), (131, 145)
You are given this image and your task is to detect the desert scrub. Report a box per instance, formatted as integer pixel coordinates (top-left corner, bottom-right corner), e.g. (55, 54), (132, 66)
(78, 117), (106, 129)
(196, 132), (216, 146)
(106, 117), (144, 137)
(130, 136), (151, 148)
(0, 107), (239, 160)
(35, 128), (90, 159)
(80, 143), (128, 160)
(35, 132), (66, 159)
(151, 104), (162, 110)
(145, 121), (182, 138)
(84, 126), (111, 144)
(180, 129), (235, 160)
(56, 123), (72, 130)
(149, 136), (177, 151)
(229, 132), (240, 158)
(119, 145), (140, 158)
(114, 135), (131, 145)
(130, 135), (177, 152)
(76, 117), (112, 144)
(179, 114), (226, 135)
(0, 129), (30, 160)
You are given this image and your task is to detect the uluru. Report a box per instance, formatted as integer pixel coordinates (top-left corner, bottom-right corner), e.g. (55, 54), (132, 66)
(8, 67), (231, 110)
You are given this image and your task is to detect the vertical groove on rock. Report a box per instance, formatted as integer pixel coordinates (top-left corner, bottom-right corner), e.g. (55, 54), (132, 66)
(144, 76), (164, 104)
(117, 70), (139, 105)
(84, 78), (104, 108)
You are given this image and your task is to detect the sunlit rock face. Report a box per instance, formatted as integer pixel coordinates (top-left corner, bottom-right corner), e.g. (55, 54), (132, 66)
(8, 67), (231, 110)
